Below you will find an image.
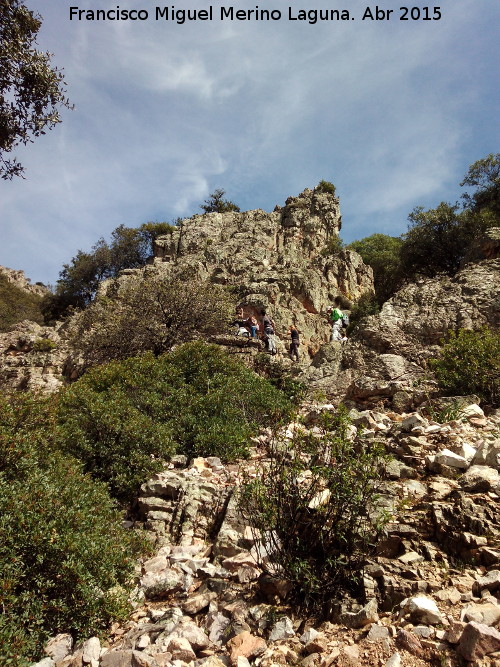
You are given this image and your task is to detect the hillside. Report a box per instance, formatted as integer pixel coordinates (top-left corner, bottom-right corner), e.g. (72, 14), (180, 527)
(0, 266), (46, 332)
(1, 189), (499, 667)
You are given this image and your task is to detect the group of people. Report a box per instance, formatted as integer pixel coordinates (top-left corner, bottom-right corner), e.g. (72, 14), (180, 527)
(233, 308), (284, 356)
(233, 296), (348, 362)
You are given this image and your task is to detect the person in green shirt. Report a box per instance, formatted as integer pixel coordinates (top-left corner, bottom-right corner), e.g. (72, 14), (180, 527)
(329, 298), (344, 342)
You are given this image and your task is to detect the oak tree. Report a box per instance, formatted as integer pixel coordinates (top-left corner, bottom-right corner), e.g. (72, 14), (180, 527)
(0, 0), (72, 179)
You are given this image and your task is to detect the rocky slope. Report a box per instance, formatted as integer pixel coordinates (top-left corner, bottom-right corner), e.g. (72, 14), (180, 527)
(0, 265), (48, 298)
(302, 257), (500, 411)
(33, 399), (500, 667)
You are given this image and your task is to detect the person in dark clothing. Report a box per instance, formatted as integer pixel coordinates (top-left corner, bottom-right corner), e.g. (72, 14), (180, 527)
(261, 309), (277, 354)
(289, 325), (300, 361)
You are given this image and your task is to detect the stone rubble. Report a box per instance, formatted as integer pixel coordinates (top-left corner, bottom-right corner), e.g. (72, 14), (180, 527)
(32, 398), (500, 667)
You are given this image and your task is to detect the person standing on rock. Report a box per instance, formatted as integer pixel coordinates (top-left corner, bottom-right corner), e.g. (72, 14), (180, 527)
(289, 325), (300, 361)
(261, 309), (277, 354)
(329, 297), (344, 342)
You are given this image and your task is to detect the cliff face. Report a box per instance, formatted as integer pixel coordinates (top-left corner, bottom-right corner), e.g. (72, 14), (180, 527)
(152, 188), (373, 352)
(0, 265), (47, 298)
(305, 257), (500, 409)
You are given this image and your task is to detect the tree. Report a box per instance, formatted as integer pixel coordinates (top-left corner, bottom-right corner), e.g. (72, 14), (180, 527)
(348, 234), (403, 304)
(200, 188), (240, 213)
(69, 273), (235, 366)
(41, 221), (175, 321)
(0, 0), (72, 179)
(460, 153), (500, 217)
(399, 202), (493, 280)
(239, 407), (389, 613)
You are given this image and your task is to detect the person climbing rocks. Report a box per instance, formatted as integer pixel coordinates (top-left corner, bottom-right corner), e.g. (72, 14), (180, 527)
(329, 297), (344, 342)
(261, 309), (277, 354)
(289, 325), (300, 361)
(247, 315), (259, 339)
(232, 306), (250, 337)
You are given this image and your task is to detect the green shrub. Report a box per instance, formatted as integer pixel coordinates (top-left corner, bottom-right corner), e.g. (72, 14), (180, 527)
(253, 353), (307, 403)
(0, 393), (142, 664)
(0, 274), (44, 332)
(239, 407), (389, 614)
(32, 337), (57, 352)
(57, 342), (293, 501)
(347, 292), (380, 333)
(429, 327), (500, 407)
(70, 274), (235, 366)
(315, 180), (336, 196)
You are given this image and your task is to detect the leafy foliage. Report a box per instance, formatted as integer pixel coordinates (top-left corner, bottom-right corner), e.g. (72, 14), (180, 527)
(253, 353), (307, 403)
(399, 203), (493, 279)
(320, 235), (344, 257)
(200, 188), (240, 213)
(57, 343), (293, 501)
(460, 153), (500, 217)
(0, 273), (44, 331)
(70, 274), (235, 366)
(0, 0), (72, 179)
(348, 234), (403, 304)
(0, 393), (141, 664)
(239, 407), (389, 613)
(347, 292), (380, 334)
(315, 180), (336, 196)
(41, 222), (176, 321)
(429, 328), (500, 407)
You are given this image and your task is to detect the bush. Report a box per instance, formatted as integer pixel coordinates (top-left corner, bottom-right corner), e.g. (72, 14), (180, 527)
(253, 353), (307, 403)
(0, 393), (142, 664)
(0, 274), (44, 331)
(429, 327), (500, 407)
(200, 188), (240, 213)
(347, 292), (380, 334)
(348, 234), (404, 304)
(32, 337), (57, 352)
(315, 180), (336, 196)
(239, 407), (389, 614)
(57, 343), (293, 501)
(70, 274), (235, 366)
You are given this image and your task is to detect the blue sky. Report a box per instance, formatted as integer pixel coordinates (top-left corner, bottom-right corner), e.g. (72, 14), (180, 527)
(1, 0), (498, 285)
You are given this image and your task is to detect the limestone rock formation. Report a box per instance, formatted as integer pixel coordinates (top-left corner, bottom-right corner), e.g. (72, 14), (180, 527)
(304, 258), (500, 409)
(151, 187), (373, 353)
(0, 265), (48, 298)
(0, 320), (74, 393)
(36, 400), (500, 667)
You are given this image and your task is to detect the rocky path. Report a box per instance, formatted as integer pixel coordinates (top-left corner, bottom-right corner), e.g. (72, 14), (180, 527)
(34, 400), (500, 667)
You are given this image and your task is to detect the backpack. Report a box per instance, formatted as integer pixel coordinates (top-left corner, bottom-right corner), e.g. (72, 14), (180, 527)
(341, 313), (349, 328)
(330, 308), (343, 323)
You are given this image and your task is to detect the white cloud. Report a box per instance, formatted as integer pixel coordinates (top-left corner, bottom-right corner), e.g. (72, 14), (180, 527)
(1, 0), (498, 282)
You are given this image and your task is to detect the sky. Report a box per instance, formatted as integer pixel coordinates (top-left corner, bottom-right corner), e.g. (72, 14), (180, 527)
(0, 0), (499, 286)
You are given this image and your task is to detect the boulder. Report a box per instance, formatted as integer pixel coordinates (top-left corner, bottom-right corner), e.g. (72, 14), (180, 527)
(400, 596), (442, 625)
(458, 621), (500, 661)
(226, 631), (267, 665)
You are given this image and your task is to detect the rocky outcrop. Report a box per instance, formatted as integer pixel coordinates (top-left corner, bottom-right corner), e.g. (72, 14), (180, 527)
(0, 265), (48, 298)
(304, 258), (500, 408)
(150, 188), (373, 354)
(35, 399), (500, 667)
(0, 321), (77, 393)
